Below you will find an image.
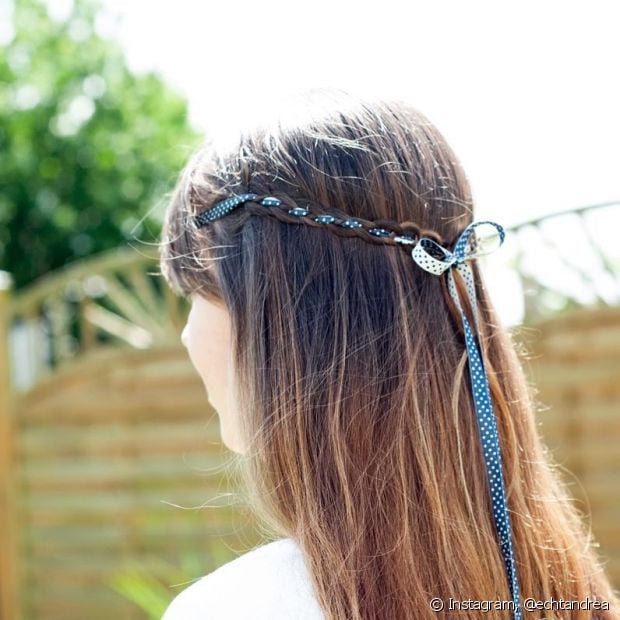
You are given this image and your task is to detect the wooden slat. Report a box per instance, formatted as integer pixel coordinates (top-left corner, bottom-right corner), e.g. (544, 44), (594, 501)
(20, 436), (222, 464)
(19, 420), (222, 459)
(102, 276), (170, 340)
(9, 248), (157, 318)
(27, 519), (248, 550)
(18, 396), (210, 423)
(18, 343), (188, 405)
(20, 455), (228, 485)
(0, 273), (20, 620)
(527, 358), (619, 387)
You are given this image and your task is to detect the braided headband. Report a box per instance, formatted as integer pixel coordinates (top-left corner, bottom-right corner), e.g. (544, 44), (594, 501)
(194, 194), (522, 619)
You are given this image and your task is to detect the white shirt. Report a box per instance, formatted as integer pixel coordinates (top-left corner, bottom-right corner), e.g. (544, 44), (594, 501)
(161, 538), (326, 619)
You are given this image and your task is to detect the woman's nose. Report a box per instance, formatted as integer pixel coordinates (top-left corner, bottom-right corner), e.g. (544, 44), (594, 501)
(181, 324), (189, 348)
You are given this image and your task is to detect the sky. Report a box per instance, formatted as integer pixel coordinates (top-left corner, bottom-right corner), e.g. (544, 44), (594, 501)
(90, 0), (620, 324)
(6, 0), (620, 325)
(83, 0), (620, 227)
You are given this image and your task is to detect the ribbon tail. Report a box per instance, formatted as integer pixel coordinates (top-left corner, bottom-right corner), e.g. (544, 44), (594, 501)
(447, 267), (522, 620)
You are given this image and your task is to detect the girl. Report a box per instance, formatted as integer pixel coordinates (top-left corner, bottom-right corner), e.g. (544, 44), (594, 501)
(159, 88), (619, 619)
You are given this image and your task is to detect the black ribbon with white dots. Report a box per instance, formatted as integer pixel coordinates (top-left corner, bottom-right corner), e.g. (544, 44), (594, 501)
(193, 194), (416, 245)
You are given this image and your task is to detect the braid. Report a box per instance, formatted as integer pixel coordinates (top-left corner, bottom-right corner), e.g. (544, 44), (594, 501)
(194, 193), (448, 252)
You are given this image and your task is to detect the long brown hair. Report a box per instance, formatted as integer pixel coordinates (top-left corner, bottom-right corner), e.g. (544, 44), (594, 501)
(159, 88), (619, 619)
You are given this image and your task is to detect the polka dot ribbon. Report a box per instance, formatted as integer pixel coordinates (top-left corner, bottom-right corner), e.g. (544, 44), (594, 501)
(412, 221), (522, 620)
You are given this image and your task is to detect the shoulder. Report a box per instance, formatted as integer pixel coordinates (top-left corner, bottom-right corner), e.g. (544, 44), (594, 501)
(161, 537), (325, 620)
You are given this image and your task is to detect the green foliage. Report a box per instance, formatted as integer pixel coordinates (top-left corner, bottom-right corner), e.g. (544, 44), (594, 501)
(0, 0), (202, 288)
(109, 544), (239, 619)
(109, 554), (199, 620)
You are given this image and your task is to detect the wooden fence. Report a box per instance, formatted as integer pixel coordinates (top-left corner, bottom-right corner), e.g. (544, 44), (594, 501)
(515, 306), (620, 586)
(0, 250), (263, 620)
(1, 243), (619, 618)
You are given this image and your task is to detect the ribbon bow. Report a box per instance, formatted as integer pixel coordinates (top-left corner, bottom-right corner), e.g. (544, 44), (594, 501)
(412, 221), (522, 620)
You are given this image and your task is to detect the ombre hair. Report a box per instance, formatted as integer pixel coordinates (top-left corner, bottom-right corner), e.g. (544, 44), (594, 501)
(160, 88), (619, 619)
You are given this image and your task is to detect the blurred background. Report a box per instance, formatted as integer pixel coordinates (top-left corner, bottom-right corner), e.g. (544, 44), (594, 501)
(0, 0), (619, 618)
